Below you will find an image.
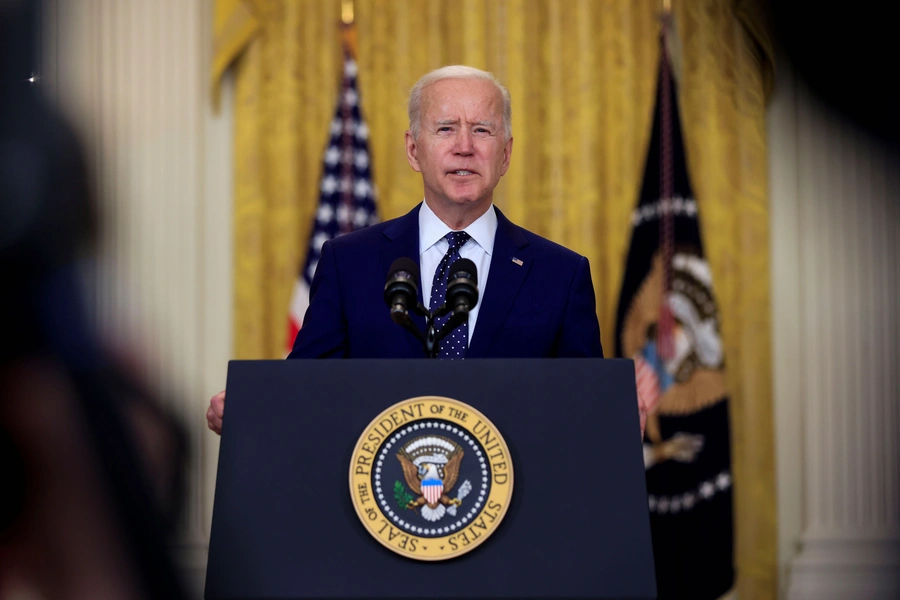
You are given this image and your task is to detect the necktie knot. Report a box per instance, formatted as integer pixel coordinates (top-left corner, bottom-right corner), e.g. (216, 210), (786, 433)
(445, 231), (470, 252)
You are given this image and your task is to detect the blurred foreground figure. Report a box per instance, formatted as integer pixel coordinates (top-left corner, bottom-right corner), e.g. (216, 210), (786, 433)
(772, 0), (899, 147)
(0, 1), (188, 599)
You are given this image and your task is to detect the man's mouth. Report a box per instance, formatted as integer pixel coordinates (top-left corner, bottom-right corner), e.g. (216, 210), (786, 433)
(449, 170), (476, 176)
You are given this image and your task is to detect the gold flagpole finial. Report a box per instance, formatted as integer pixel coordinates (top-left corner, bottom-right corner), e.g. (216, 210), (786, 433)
(342, 0), (354, 25)
(339, 0), (358, 59)
(662, 0), (671, 14)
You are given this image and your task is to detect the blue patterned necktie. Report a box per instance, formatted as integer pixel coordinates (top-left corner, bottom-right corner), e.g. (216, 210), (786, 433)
(430, 231), (471, 359)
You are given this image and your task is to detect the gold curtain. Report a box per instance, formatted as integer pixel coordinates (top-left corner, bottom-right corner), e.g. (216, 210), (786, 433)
(212, 0), (775, 597)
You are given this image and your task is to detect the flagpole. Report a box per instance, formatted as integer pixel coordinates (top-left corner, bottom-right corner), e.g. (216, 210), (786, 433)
(337, 1), (357, 235)
(340, 0), (358, 60)
(657, 0), (676, 362)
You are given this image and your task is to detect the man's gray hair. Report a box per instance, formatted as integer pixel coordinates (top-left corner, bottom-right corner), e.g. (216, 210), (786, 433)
(407, 65), (512, 141)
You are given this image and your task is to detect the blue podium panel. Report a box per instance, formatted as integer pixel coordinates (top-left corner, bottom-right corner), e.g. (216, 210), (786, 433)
(206, 358), (655, 600)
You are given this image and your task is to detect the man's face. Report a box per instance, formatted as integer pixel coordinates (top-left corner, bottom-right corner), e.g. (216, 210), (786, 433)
(405, 78), (513, 214)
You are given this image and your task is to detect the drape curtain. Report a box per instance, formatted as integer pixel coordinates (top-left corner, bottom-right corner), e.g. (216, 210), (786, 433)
(211, 1), (775, 597)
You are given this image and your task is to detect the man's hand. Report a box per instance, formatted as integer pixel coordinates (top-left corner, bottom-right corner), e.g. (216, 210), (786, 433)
(206, 390), (225, 435)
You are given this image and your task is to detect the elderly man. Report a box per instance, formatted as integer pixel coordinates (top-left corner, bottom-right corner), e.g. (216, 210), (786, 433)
(208, 65), (647, 434)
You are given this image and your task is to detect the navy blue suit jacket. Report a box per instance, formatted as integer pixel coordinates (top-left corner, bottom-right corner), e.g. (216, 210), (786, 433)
(288, 204), (603, 359)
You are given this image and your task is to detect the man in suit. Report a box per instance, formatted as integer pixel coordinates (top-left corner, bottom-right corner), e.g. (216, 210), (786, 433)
(208, 65), (641, 434)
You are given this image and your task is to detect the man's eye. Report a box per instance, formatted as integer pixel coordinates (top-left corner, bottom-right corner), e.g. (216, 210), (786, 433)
(438, 127), (452, 132)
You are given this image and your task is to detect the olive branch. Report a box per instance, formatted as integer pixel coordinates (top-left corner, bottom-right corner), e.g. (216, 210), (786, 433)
(394, 480), (415, 510)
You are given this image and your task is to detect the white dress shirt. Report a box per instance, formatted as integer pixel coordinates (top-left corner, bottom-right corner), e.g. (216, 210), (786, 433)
(418, 199), (497, 345)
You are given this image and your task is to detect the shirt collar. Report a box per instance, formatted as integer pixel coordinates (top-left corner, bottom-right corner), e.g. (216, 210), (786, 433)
(418, 199), (497, 256)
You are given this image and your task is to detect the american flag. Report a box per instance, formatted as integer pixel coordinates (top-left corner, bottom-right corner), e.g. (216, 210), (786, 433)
(285, 51), (378, 353)
(634, 355), (661, 416)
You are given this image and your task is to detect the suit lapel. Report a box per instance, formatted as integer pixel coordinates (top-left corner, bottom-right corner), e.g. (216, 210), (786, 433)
(379, 204), (426, 357)
(467, 208), (532, 357)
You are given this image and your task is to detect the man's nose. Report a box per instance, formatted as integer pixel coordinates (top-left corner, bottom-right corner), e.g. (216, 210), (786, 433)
(454, 130), (474, 154)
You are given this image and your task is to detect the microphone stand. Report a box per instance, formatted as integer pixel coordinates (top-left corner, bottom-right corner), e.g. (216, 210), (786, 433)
(391, 302), (469, 359)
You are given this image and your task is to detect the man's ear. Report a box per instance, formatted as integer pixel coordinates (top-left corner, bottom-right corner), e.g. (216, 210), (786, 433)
(405, 130), (422, 173)
(500, 135), (513, 176)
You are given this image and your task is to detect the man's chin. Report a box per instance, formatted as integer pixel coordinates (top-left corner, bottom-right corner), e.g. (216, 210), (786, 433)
(447, 195), (489, 209)
(444, 186), (489, 205)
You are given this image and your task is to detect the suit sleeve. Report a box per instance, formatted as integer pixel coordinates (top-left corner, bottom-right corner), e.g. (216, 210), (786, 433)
(555, 255), (604, 358)
(287, 240), (348, 358)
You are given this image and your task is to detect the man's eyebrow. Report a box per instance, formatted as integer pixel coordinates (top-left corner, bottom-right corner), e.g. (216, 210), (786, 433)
(433, 118), (496, 128)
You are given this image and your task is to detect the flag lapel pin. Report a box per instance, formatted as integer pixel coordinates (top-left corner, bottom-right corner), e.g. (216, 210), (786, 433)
(511, 257), (524, 266)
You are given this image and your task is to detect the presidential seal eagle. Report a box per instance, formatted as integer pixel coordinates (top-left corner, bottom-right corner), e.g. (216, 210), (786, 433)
(396, 435), (471, 522)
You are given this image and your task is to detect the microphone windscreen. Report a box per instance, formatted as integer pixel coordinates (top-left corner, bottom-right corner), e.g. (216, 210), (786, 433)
(388, 257), (420, 281)
(448, 258), (477, 285)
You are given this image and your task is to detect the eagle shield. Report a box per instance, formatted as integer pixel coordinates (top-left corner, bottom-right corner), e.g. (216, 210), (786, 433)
(396, 435), (466, 521)
(422, 479), (443, 505)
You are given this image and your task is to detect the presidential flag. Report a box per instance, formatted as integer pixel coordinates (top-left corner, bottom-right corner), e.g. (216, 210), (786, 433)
(614, 30), (735, 599)
(285, 44), (378, 353)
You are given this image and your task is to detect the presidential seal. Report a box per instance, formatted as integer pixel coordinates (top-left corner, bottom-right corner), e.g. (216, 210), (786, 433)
(349, 396), (513, 561)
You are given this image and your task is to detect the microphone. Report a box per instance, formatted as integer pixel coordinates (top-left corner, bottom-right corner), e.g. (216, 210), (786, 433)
(384, 257), (420, 324)
(445, 258), (478, 315)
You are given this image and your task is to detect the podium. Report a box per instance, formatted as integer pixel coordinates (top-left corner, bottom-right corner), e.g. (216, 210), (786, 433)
(205, 358), (656, 599)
